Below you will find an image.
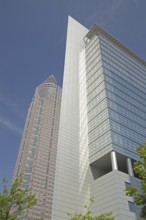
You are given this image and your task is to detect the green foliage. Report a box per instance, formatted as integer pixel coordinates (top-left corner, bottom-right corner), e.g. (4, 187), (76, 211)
(0, 175), (38, 220)
(68, 210), (114, 220)
(126, 142), (146, 218)
(68, 199), (114, 220)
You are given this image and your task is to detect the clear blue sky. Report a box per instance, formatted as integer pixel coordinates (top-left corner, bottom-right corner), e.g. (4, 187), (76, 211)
(0, 0), (146, 190)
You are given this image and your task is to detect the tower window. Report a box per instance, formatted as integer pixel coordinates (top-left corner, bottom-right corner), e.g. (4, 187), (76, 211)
(128, 201), (135, 212)
(125, 182), (131, 188)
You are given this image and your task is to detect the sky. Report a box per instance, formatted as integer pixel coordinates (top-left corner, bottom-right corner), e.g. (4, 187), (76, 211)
(0, 0), (146, 190)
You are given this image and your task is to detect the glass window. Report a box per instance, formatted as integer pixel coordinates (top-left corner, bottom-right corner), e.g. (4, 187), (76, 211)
(128, 201), (135, 212)
(125, 182), (131, 188)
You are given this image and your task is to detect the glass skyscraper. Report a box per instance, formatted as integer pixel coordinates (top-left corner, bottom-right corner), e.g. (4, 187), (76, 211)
(12, 75), (61, 219)
(51, 17), (146, 220)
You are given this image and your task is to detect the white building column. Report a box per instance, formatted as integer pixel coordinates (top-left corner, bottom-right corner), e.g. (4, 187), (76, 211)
(111, 151), (118, 170)
(127, 158), (134, 176)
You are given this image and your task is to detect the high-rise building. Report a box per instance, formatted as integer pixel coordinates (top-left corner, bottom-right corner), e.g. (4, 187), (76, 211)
(12, 75), (62, 219)
(51, 17), (146, 220)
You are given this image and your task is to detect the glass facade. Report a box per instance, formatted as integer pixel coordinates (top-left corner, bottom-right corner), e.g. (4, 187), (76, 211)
(83, 24), (146, 219)
(85, 35), (112, 163)
(99, 34), (146, 159)
(84, 31), (146, 163)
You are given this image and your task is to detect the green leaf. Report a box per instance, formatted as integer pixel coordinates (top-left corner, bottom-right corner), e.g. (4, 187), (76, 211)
(0, 175), (39, 220)
(125, 143), (146, 218)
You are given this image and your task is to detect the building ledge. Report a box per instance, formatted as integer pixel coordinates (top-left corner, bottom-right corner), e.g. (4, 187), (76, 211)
(84, 24), (146, 67)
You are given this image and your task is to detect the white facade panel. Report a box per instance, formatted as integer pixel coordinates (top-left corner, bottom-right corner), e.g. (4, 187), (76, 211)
(51, 17), (89, 220)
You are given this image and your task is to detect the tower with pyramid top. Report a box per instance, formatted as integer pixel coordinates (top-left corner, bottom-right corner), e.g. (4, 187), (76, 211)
(12, 75), (62, 220)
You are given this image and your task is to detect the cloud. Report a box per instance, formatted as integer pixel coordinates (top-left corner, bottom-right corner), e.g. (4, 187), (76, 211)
(0, 94), (16, 107)
(0, 93), (24, 135)
(0, 93), (25, 118)
(0, 116), (23, 135)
